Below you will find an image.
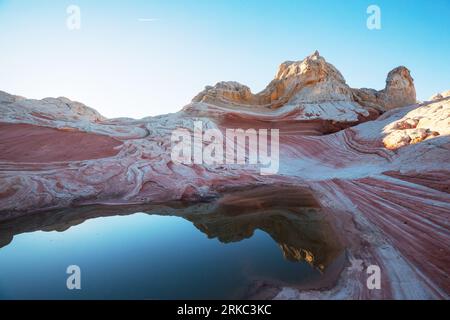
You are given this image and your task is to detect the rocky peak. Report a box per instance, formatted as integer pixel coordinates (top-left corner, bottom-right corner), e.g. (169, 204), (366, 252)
(189, 51), (417, 125)
(192, 51), (352, 108)
(275, 50), (346, 85)
(383, 66), (416, 109)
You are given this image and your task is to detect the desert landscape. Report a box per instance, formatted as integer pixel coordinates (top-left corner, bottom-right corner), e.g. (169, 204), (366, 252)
(0, 51), (449, 299)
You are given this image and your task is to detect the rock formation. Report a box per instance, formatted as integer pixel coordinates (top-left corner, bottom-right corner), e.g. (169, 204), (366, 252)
(191, 51), (415, 122)
(430, 89), (450, 101)
(0, 52), (448, 299)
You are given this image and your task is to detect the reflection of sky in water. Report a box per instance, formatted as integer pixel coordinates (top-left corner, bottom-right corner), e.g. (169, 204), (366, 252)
(0, 213), (320, 299)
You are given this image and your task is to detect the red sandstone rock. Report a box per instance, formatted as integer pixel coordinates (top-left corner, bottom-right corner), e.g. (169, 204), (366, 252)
(0, 53), (448, 299)
(0, 123), (122, 162)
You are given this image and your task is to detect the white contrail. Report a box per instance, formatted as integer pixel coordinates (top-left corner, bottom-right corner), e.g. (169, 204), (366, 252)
(138, 18), (160, 22)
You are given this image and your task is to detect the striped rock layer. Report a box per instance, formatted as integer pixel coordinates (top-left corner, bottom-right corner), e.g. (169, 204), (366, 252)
(0, 53), (448, 299)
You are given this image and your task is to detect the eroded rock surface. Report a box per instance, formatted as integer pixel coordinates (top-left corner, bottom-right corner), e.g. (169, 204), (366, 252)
(190, 51), (416, 125)
(0, 53), (448, 299)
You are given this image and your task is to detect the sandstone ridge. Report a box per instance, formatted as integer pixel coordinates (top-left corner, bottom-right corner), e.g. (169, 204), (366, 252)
(191, 51), (416, 123)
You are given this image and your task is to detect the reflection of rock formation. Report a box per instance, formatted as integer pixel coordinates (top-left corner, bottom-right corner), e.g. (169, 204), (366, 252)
(188, 209), (342, 271)
(0, 186), (343, 273)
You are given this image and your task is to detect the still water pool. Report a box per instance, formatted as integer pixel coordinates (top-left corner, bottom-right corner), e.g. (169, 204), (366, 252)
(0, 192), (344, 299)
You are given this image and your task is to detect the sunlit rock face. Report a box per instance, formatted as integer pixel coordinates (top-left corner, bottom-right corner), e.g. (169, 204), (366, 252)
(189, 51), (416, 127)
(0, 52), (449, 299)
(0, 91), (106, 123)
(381, 99), (448, 150)
(430, 89), (450, 101)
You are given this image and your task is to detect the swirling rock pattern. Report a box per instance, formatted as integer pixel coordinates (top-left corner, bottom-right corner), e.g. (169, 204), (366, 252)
(0, 52), (448, 299)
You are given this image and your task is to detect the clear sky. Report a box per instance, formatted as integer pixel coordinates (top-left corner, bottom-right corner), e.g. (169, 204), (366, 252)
(0, 0), (449, 118)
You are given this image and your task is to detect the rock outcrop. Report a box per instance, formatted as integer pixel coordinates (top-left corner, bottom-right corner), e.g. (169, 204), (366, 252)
(0, 52), (448, 300)
(430, 89), (450, 101)
(190, 51), (416, 125)
(381, 99), (448, 150)
(352, 66), (416, 111)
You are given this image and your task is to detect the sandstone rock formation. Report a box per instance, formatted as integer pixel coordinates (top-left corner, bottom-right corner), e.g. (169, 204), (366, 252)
(190, 51), (416, 125)
(0, 52), (448, 299)
(352, 66), (416, 111)
(381, 98), (448, 150)
(430, 89), (450, 101)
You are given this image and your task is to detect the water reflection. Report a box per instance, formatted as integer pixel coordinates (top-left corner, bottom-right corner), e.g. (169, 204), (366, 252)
(0, 185), (345, 299)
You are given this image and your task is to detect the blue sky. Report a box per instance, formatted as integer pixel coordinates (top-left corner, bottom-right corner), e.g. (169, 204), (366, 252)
(0, 0), (449, 118)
